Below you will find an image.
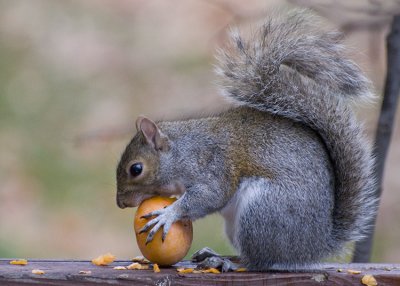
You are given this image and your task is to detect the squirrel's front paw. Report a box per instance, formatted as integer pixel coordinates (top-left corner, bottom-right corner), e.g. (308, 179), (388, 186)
(139, 206), (179, 244)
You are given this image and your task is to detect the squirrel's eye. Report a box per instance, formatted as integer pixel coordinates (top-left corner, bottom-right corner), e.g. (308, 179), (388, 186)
(129, 162), (143, 177)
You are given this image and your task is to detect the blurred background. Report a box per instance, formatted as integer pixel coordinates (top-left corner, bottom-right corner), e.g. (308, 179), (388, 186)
(0, 0), (399, 262)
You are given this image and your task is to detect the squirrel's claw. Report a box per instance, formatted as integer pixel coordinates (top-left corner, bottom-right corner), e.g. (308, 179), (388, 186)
(192, 248), (238, 272)
(139, 209), (164, 236)
(140, 209), (163, 219)
(145, 221), (163, 244)
(161, 220), (173, 242)
(139, 219), (158, 235)
(140, 206), (178, 244)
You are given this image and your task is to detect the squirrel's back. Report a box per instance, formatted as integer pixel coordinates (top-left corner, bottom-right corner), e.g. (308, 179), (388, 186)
(160, 106), (334, 196)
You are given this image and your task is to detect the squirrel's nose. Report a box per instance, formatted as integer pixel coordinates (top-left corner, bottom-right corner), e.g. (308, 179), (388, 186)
(116, 195), (127, 209)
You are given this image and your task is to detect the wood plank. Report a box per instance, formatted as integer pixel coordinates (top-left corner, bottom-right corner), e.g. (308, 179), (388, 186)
(1, 259), (400, 285)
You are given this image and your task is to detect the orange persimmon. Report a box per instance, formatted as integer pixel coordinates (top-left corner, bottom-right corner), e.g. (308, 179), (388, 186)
(134, 196), (193, 266)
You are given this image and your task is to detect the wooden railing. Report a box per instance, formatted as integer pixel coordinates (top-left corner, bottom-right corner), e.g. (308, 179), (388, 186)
(1, 259), (400, 285)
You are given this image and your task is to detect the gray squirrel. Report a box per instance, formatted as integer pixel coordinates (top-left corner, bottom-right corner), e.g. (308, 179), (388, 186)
(116, 10), (377, 271)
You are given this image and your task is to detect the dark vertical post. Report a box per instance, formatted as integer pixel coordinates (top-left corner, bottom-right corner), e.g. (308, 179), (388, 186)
(352, 14), (400, 262)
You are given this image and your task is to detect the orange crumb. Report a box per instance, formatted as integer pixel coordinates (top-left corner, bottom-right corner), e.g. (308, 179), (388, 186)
(201, 268), (221, 274)
(153, 263), (160, 273)
(91, 253), (116, 266)
(177, 268), (194, 274)
(347, 269), (362, 274)
(10, 259), (28, 266)
(361, 274), (377, 286)
(127, 262), (149, 270)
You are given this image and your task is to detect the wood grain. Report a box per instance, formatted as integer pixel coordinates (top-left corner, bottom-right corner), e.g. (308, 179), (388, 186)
(1, 260), (400, 285)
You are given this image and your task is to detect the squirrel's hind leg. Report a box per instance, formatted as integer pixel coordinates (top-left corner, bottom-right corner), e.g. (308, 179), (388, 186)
(224, 177), (333, 271)
(221, 177), (275, 270)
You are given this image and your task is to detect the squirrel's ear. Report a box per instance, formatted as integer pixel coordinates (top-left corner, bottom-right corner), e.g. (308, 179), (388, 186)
(135, 115), (145, 132)
(136, 116), (169, 151)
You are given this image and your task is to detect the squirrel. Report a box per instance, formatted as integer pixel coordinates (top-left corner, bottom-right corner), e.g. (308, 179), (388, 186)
(116, 10), (377, 271)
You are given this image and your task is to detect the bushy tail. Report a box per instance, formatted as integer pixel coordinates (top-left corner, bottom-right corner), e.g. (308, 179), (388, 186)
(216, 9), (377, 244)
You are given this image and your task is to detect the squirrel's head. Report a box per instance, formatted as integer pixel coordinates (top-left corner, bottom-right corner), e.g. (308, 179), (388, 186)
(116, 116), (170, 208)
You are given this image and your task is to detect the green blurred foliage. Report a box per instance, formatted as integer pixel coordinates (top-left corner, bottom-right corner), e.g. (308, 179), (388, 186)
(0, 0), (235, 260)
(0, 0), (399, 263)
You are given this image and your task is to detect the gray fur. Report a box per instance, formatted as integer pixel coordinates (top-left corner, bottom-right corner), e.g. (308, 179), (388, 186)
(216, 9), (377, 245)
(116, 9), (377, 271)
